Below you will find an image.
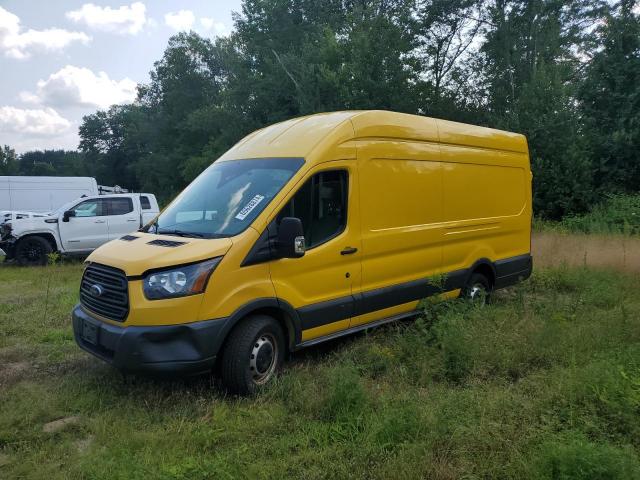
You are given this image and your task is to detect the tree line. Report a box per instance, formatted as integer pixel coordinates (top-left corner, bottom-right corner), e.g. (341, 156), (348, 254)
(2, 0), (639, 219)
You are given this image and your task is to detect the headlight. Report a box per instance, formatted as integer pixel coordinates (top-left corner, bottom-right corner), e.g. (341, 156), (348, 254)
(0, 222), (11, 239)
(143, 257), (222, 300)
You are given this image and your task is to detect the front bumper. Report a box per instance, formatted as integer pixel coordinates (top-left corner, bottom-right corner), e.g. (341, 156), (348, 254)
(0, 237), (16, 259)
(72, 304), (227, 375)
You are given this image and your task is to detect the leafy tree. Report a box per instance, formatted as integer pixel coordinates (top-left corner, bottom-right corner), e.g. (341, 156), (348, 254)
(415, 0), (486, 119)
(579, 0), (640, 193)
(479, 0), (603, 217)
(17, 150), (88, 177)
(79, 105), (147, 191)
(63, 0), (640, 218)
(0, 146), (18, 175)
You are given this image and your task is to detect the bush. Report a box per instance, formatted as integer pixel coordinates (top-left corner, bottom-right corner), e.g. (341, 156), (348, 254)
(538, 194), (640, 235)
(528, 432), (640, 479)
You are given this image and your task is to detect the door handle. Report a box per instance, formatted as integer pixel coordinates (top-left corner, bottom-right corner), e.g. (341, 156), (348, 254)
(126, 219), (137, 222)
(94, 219), (106, 224)
(340, 246), (358, 255)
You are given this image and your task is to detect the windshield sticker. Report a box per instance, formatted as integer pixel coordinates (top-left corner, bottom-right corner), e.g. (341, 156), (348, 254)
(235, 194), (265, 221)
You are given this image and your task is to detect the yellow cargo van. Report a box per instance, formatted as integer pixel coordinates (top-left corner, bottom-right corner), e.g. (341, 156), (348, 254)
(72, 110), (532, 394)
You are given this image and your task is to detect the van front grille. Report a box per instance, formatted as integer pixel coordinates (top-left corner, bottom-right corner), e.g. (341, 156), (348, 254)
(80, 263), (129, 322)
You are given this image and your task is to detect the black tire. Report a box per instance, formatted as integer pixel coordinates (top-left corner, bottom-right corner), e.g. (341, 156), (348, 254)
(462, 272), (492, 304)
(220, 315), (285, 395)
(15, 236), (52, 266)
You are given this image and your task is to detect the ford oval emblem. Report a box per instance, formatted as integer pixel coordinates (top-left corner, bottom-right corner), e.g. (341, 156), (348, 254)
(90, 284), (104, 297)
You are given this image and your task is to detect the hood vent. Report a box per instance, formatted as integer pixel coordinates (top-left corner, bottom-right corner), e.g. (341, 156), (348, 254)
(120, 235), (139, 241)
(147, 239), (187, 248)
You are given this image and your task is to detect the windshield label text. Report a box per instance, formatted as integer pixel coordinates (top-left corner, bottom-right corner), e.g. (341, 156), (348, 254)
(235, 195), (265, 221)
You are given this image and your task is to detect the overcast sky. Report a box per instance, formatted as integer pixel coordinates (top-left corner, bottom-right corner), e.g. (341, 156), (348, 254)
(0, 0), (242, 153)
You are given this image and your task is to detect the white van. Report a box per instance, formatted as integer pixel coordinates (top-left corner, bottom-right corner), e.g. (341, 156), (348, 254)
(0, 176), (99, 213)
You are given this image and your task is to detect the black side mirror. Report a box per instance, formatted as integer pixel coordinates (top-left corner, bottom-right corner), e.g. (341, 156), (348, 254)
(63, 210), (75, 222)
(277, 217), (305, 258)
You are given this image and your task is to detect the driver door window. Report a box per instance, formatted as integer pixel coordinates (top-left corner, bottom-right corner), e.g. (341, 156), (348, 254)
(278, 170), (347, 248)
(73, 199), (105, 217)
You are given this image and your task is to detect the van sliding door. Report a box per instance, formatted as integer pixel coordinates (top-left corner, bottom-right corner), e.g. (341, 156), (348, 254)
(351, 139), (444, 327)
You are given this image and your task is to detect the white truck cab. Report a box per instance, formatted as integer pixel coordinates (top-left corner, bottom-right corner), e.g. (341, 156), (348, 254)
(0, 193), (159, 265)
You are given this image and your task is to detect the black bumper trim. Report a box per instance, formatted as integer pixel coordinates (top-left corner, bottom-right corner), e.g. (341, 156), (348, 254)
(72, 305), (227, 374)
(296, 254), (532, 331)
(494, 253), (533, 288)
(0, 238), (16, 259)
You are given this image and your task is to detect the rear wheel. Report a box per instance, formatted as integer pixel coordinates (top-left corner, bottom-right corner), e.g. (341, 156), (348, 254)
(462, 272), (491, 305)
(15, 236), (52, 266)
(220, 315), (285, 395)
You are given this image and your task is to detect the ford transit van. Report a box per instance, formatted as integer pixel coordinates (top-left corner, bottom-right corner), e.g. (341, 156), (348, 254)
(72, 110), (532, 394)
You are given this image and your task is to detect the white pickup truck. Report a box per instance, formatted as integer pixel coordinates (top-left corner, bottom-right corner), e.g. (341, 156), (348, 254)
(0, 193), (159, 266)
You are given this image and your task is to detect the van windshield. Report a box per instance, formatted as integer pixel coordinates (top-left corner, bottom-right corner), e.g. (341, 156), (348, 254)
(151, 158), (304, 238)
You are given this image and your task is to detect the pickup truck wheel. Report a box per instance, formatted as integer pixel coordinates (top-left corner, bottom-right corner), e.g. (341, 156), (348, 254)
(220, 315), (285, 396)
(15, 236), (52, 266)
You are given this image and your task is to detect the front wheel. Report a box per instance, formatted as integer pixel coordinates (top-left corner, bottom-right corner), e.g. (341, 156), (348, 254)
(462, 272), (492, 305)
(220, 315), (285, 395)
(15, 236), (52, 266)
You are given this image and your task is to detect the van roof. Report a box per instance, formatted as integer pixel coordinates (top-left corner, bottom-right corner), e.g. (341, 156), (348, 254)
(218, 110), (528, 162)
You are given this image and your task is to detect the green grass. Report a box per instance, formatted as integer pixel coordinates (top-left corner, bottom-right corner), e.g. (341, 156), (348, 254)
(536, 193), (640, 235)
(1, 262), (640, 479)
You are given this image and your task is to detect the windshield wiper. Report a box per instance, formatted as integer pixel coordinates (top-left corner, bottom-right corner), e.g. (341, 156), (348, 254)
(157, 229), (205, 239)
(140, 219), (158, 233)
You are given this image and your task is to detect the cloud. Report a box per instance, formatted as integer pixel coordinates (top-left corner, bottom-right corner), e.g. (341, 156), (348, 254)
(20, 66), (138, 109)
(66, 2), (147, 35)
(165, 10), (195, 31)
(0, 106), (71, 136)
(0, 6), (90, 59)
(200, 17), (228, 36)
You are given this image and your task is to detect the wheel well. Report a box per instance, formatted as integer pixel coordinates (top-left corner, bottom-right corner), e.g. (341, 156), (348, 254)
(18, 233), (58, 252)
(230, 306), (296, 352)
(471, 262), (495, 287)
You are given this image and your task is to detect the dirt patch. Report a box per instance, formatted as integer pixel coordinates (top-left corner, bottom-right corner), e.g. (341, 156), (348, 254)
(0, 362), (30, 387)
(38, 355), (98, 377)
(533, 232), (640, 272)
(43, 416), (81, 433)
(75, 435), (94, 453)
(0, 346), (32, 363)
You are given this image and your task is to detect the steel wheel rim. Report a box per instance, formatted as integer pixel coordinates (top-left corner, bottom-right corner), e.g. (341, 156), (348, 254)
(469, 283), (487, 303)
(249, 333), (278, 385)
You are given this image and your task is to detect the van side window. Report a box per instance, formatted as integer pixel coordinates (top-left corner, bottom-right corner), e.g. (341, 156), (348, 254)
(278, 170), (347, 248)
(72, 199), (105, 217)
(107, 198), (134, 216)
(140, 196), (151, 210)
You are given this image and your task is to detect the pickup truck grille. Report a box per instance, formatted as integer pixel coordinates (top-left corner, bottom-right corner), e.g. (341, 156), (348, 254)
(80, 263), (129, 322)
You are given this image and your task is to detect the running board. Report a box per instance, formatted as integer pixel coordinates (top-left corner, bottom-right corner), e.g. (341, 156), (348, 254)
(296, 310), (421, 349)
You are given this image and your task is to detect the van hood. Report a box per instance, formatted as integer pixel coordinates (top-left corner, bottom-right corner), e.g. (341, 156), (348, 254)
(87, 232), (233, 276)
